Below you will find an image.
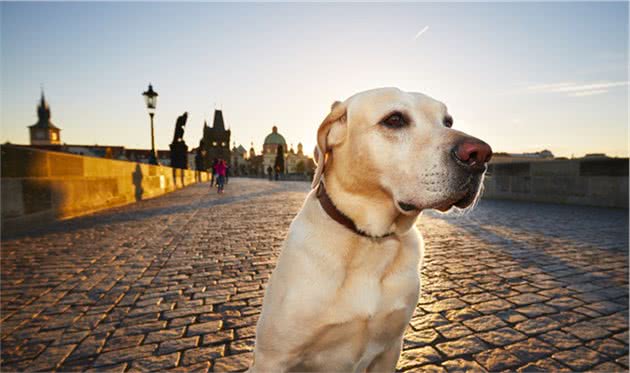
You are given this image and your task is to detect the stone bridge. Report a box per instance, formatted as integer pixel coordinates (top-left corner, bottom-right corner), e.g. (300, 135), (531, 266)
(1, 178), (628, 372)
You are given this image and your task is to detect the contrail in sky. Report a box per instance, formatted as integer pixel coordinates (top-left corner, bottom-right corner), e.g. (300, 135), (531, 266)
(414, 26), (429, 40)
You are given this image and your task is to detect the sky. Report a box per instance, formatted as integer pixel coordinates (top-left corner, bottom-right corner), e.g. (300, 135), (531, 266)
(1, 2), (628, 158)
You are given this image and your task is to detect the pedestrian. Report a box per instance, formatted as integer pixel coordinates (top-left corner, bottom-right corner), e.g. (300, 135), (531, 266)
(225, 164), (230, 184)
(267, 166), (273, 181)
(194, 151), (203, 182)
(210, 159), (218, 188)
(216, 159), (227, 193)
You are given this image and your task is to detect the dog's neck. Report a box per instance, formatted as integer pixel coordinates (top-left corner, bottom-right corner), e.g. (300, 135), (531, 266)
(323, 172), (418, 237)
(317, 181), (394, 239)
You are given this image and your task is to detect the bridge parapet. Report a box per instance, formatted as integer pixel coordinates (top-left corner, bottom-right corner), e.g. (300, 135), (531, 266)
(1, 145), (210, 234)
(484, 158), (628, 208)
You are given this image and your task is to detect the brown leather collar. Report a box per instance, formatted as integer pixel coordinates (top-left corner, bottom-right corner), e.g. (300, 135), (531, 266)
(316, 181), (394, 239)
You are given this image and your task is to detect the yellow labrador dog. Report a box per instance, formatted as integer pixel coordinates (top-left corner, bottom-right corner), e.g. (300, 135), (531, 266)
(250, 87), (492, 372)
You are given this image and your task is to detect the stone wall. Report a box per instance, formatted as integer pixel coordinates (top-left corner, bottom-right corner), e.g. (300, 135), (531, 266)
(1, 145), (210, 234)
(483, 158), (628, 208)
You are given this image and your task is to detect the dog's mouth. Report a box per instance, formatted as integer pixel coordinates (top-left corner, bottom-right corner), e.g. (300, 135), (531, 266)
(443, 176), (481, 211)
(398, 175), (482, 213)
(397, 201), (418, 212)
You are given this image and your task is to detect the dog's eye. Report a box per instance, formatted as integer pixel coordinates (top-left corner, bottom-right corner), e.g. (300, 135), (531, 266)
(443, 115), (453, 128)
(380, 112), (407, 129)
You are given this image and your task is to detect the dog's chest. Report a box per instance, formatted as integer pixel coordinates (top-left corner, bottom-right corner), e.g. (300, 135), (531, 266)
(336, 238), (418, 316)
(299, 239), (419, 371)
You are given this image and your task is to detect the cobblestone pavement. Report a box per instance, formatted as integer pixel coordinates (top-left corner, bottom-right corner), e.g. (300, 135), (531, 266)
(2, 178), (628, 372)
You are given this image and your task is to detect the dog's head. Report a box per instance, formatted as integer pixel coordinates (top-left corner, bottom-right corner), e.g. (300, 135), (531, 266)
(313, 87), (492, 214)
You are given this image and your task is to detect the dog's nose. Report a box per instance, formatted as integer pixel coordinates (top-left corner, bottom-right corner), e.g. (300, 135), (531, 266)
(453, 139), (493, 171)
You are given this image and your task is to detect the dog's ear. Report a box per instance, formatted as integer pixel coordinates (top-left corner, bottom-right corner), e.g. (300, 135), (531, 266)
(312, 100), (348, 188)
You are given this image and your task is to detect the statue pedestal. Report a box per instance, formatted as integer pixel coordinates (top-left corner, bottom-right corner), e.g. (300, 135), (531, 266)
(170, 141), (188, 169)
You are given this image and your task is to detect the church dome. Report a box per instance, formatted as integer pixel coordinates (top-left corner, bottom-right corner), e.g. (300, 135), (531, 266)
(264, 126), (286, 146)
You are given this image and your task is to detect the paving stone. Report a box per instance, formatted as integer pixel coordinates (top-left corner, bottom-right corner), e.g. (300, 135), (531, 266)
(213, 352), (253, 372)
(129, 352), (179, 371)
(537, 287), (574, 298)
(462, 314), (508, 333)
(203, 329), (235, 345)
(187, 320), (222, 336)
(436, 323), (473, 340)
(477, 327), (527, 347)
(436, 336), (489, 358)
(573, 306), (603, 318)
(51, 330), (90, 346)
(548, 311), (587, 326)
(507, 293), (549, 306)
(537, 330), (581, 349)
(404, 364), (446, 372)
(590, 361), (627, 372)
(410, 313), (450, 331)
(474, 348), (522, 371)
(514, 316), (561, 336)
(2, 342), (42, 363)
(168, 361), (210, 372)
(585, 301), (627, 315)
(69, 333), (109, 360)
(169, 316), (197, 328)
(181, 345), (224, 366)
(496, 309), (528, 324)
(103, 334), (144, 352)
(28, 344), (77, 371)
(516, 304), (556, 318)
(157, 336), (199, 355)
(86, 362), (128, 373)
(162, 305), (215, 320)
(517, 358), (571, 372)
(443, 307), (481, 322)
(230, 337), (255, 354)
(552, 346), (606, 371)
(460, 293), (498, 305)
(562, 321), (612, 341)
(112, 321), (167, 337)
(144, 326), (185, 344)
(472, 299), (513, 314)
(93, 344), (157, 367)
(440, 358), (488, 372)
(586, 338), (628, 357)
(594, 312), (629, 332)
(545, 296), (583, 310)
(396, 346), (441, 370)
(504, 338), (556, 362)
(612, 330), (629, 343)
(235, 325), (256, 339)
(421, 298), (467, 313)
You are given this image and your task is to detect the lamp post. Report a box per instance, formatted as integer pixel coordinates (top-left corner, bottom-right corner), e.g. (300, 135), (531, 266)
(142, 83), (159, 165)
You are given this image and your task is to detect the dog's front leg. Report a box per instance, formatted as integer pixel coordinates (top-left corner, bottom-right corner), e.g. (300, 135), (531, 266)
(365, 337), (403, 373)
(248, 353), (287, 373)
(248, 345), (298, 373)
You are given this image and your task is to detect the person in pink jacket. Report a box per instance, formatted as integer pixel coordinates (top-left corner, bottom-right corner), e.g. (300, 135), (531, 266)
(215, 159), (227, 194)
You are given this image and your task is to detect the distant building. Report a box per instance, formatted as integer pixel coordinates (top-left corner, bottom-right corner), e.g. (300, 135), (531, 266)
(29, 91), (61, 145)
(491, 149), (555, 164)
(286, 143), (308, 174)
(262, 126), (287, 172)
(199, 110), (231, 169)
(582, 153), (609, 159)
(246, 143), (264, 176)
(231, 143), (248, 175)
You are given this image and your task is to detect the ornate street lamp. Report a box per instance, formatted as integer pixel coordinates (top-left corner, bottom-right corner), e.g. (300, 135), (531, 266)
(142, 83), (159, 165)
